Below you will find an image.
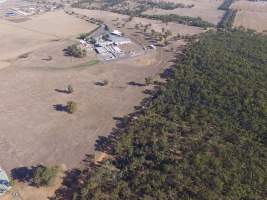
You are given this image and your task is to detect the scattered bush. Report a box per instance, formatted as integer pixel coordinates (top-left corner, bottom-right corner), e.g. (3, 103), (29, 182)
(67, 85), (74, 94)
(103, 80), (109, 86)
(67, 101), (78, 114)
(32, 166), (58, 187)
(18, 53), (29, 59)
(64, 44), (86, 58)
(145, 77), (153, 85)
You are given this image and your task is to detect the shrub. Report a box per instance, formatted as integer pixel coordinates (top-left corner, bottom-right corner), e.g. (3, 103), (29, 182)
(145, 77), (153, 85)
(32, 166), (58, 187)
(64, 44), (86, 58)
(103, 80), (109, 86)
(67, 85), (74, 94)
(67, 101), (77, 114)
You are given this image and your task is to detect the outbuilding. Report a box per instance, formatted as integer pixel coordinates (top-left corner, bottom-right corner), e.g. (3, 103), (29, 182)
(111, 30), (122, 37)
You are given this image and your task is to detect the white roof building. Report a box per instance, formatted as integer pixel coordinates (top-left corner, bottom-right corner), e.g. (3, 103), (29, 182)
(111, 30), (122, 37)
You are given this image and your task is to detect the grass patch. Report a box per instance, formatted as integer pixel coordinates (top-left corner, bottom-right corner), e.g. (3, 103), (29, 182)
(76, 59), (100, 68)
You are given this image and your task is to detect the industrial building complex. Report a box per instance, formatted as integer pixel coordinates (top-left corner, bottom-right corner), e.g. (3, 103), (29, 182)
(80, 26), (133, 61)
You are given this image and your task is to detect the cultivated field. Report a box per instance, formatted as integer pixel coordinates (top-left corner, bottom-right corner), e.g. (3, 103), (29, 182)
(0, 10), (96, 67)
(143, 0), (225, 25)
(231, 0), (267, 32)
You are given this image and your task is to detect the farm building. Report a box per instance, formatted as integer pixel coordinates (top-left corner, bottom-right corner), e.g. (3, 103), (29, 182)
(108, 34), (131, 45)
(111, 30), (122, 36)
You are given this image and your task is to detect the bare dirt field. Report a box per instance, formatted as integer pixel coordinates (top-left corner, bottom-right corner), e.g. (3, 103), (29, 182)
(231, 0), (267, 32)
(0, 10), (97, 67)
(143, 0), (225, 25)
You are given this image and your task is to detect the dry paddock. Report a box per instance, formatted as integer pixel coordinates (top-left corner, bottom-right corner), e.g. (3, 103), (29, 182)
(0, 7), (203, 173)
(0, 10), (97, 65)
(142, 0), (225, 25)
(0, 47), (171, 172)
(231, 0), (267, 32)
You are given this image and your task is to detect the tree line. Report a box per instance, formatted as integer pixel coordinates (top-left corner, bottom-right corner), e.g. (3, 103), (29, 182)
(140, 14), (215, 28)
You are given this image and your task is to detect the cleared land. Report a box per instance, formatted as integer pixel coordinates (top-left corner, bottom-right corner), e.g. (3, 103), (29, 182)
(72, 8), (204, 35)
(0, 46), (170, 172)
(0, 10), (97, 67)
(231, 0), (267, 32)
(143, 0), (225, 25)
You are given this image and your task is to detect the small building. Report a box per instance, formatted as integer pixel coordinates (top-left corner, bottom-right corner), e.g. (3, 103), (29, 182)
(111, 30), (122, 37)
(0, 168), (11, 196)
(108, 35), (131, 45)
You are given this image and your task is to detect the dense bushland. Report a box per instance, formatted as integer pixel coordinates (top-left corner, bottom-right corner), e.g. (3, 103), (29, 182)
(218, 0), (235, 10)
(218, 9), (237, 29)
(66, 30), (267, 200)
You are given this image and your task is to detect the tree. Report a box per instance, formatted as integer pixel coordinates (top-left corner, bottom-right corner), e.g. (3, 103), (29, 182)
(151, 29), (156, 36)
(103, 80), (109, 86)
(32, 166), (58, 187)
(67, 85), (74, 94)
(67, 101), (77, 114)
(145, 77), (153, 85)
(65, 44), (86, 58)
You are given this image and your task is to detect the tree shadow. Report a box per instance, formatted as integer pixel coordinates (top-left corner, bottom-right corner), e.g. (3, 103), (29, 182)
(94, 81), (106, 86)
(127, 81), (145, 87)
(54, 89), (70, 94)
(11, 166), (40, 186)
(11, 167), (33, 183)
(50, 169), (82, 200)
(53, 104), (68, 112)
(160, 68), (175, 79)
